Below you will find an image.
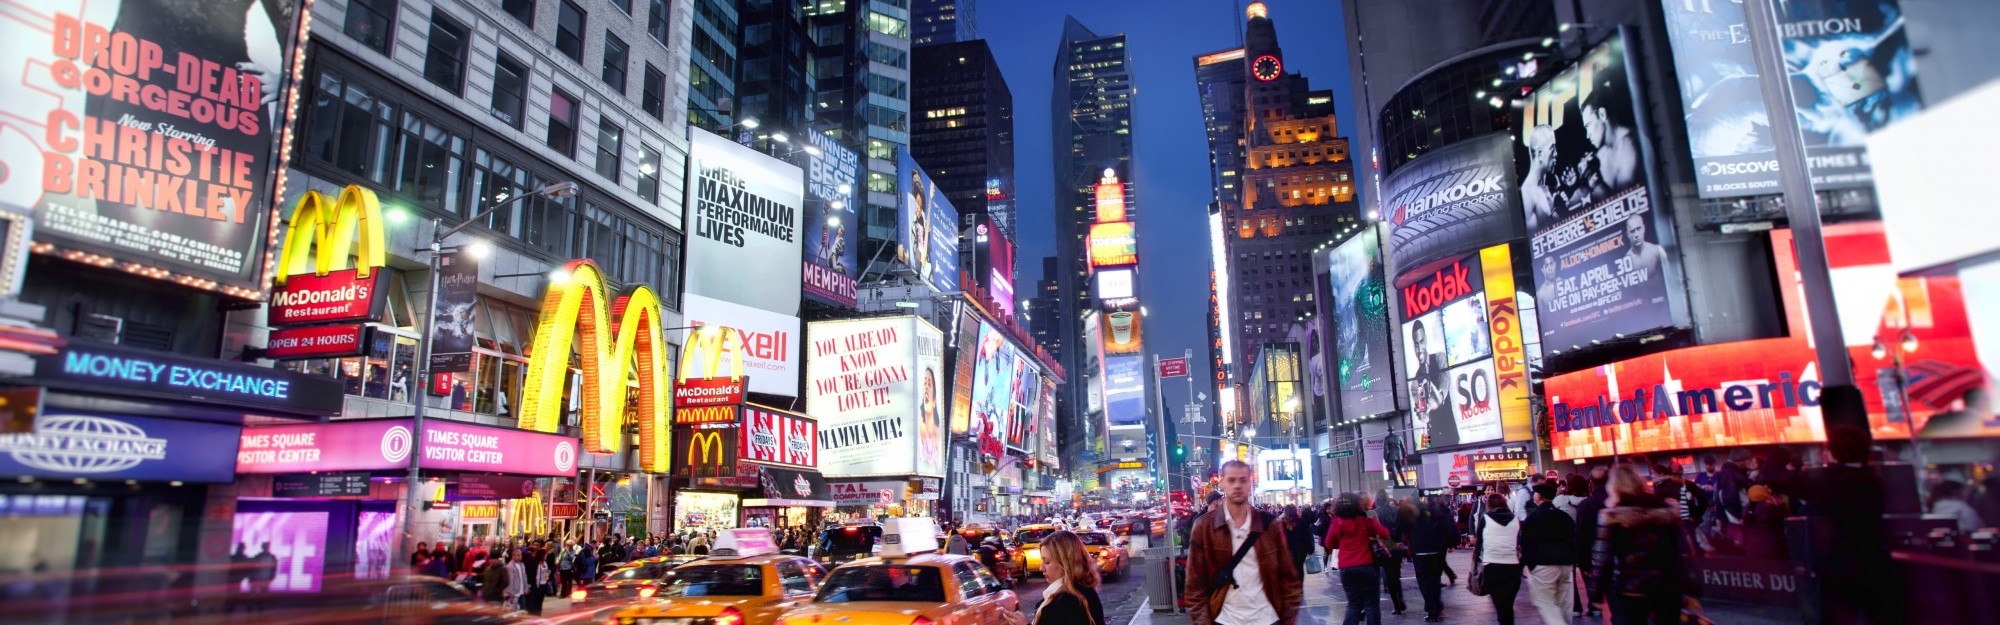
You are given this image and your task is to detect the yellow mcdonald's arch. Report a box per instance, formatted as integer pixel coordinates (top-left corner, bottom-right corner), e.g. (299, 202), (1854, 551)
(518, 259), (673, 473)
(275, 185), (387, 285)
(680, 324), (746, 383)
(685, 428), (727, 467)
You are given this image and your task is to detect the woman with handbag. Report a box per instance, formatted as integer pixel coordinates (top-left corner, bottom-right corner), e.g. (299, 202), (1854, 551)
(1476, 492), (1527, 625)
(1032, 531), (1107, 625)
(1325, 492), (1392, 625)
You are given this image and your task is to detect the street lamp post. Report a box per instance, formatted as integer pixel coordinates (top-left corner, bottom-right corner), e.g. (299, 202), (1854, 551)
(399, 181), (577, 570)
(1875, 330), (1927, 494)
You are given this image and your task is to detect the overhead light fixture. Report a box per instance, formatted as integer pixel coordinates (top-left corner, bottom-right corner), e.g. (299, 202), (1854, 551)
(740, 117), (760, 129)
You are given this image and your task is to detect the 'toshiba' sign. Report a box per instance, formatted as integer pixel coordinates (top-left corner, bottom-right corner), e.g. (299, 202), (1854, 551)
(269, 186), (389, 326)
(519, 259), (671, 473)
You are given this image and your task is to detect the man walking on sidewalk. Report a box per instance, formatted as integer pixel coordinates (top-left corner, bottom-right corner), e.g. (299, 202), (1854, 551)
(1184, 459), (1302, 625)
(1521, 481), (1578, 625)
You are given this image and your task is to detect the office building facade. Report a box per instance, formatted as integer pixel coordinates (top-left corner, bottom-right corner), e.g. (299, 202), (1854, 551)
(913, 39), (1017, 240)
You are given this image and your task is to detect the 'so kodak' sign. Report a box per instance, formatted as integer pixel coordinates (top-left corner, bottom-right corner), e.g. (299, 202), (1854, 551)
(519, 259), (673, 473)
(268, 185), (390, 326)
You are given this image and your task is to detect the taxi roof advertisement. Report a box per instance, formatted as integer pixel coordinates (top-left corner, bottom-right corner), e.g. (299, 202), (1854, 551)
(805, 317), (947, 478)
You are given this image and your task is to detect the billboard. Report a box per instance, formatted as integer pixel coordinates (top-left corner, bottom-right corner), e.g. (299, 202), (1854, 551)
(949, 307), (981, 436)
(1548, 228), (1992, 460)
(683, 293), (799, 398)
(1325, 227), (1397, 419)
(1096, 268), (1137, 301)
(1401, 252), (1516, 449)
(1517, 32), (1679, 353)
(6, 1), (301, 293)
(1005, 366), (1042, 453)
(1089, 222), (1139, 267)
(964, 215), (1016, 315)
(803, 132), (861, 307)
(685, 128), (805, 316)
(236, 418), (580, 477)
(1255, 448), (1312, 493)
(1382, 133), (1523, 271)
(1102, 309), (1142, 355)
(896, 152), (959, 293)
(738, 406), (819, 469)
(969, 321), (1017, 459)
(1660, 0), (1923, 198)
(231, 511), (328, 592)
(1103, 355), (1147, 427)
(805, 316), (946, 477)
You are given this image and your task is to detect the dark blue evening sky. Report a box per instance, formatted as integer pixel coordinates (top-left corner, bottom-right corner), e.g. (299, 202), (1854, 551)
(979, 0), (1356, 412)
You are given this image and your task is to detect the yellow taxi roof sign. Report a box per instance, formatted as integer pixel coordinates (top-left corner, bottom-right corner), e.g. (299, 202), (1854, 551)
(878, 517), (940, 560)
(709, 528), (778, 559)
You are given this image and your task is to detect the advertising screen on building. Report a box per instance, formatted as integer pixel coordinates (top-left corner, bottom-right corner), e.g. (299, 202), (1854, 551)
(1103, 355), (1147, 427)
(1254, 448), (1312, 493)
(1005, 369), (1042, 453)
(969, 321), (1021, 459)
(1089, 222), (1139, 268)
(1102, 309), (1142, 355)
(1660, 0), (1923, 198)
(949, 308), (981, 436)
(896, 152), (959, 293)
(1548, 228), (1992, 460)
(8, 1), (301, 293)
(1382, 133), (1523, 272)
(803, 132), (861, 307)
(231, 510), (328, 592)
(1400, 245), (1530, 448)
(1096, 268), (1137, 301)
(684, 293), (800, 398)
(685, 128), (805, 316)
(1095, 175), (1127, 222)
(1325, 226), (1397, 419)
(1517, 32), (1680, 353)
(805, 316), (946, 477)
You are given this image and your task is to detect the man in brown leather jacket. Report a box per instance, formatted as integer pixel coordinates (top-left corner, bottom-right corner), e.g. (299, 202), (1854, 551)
(1184, 459), (1302, 625)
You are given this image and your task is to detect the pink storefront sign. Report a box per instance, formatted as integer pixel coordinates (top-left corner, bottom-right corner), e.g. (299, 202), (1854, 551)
(237, 419), (579, 477)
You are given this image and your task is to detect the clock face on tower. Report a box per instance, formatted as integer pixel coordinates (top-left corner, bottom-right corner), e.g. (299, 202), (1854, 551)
(1253, 55), (1282, 82)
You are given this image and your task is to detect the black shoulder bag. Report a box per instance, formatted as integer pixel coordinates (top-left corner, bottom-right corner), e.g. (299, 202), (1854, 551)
(1203, 511), (1271, 617)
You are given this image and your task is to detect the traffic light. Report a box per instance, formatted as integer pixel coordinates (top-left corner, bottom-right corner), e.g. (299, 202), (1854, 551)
(1173, 441), (1185, 459)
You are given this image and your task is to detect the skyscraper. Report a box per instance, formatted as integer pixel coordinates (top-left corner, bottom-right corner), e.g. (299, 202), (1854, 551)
(912, 0), (978, 46)
(735, 0), (818, 138)
(1212, 2), (1360, 379)
(1194, 47), (1247, 435)
(689, 0), (739, 132)
(913, 39), (1016, 240)
(805, 2), (916, 274)
(1052, 16), (1136, 474)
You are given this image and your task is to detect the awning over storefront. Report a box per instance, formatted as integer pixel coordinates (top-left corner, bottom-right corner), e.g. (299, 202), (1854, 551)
(746, 465), (834, 508)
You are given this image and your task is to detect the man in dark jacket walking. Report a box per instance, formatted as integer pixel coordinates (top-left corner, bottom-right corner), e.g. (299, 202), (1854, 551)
(1408, 496), (1458, 622)
(1572, 466), (1611, 617)
(1521, 482), (1577, 625)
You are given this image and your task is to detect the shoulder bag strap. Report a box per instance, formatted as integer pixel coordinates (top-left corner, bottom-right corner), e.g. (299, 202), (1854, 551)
(1217, 528), (1264, 588)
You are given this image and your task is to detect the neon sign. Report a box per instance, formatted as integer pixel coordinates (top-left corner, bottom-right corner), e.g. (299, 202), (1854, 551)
(519, 259), (672, 472)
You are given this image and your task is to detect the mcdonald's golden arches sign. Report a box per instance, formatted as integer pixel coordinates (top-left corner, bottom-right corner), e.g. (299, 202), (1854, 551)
(517, 259), (673, 473)
(268, 185), (389, 326)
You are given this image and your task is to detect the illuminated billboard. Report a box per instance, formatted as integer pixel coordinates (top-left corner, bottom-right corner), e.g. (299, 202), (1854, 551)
(803, 133), (862, 307)
(1096, 268), (1137, 301)
(897, 151), (960, 293)
(685, 128), (806, 316)
(1255, 448), (1313, 493)
(1089, 222), (1139, 268)
(1324, 226), (1397, 418)
(1095, 171), (1128, 222)
(1102, 309), (1142, 355)
(1103, 355), (1147, 427)
(805, 317), (947, 477)
(1400, 244), (1531, 448)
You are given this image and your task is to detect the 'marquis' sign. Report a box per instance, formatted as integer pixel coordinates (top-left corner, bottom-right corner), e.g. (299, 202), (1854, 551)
(519, 259), (673, 473)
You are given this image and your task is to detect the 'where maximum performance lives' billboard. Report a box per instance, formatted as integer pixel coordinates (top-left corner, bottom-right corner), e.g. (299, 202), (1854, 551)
(684, 127), (804, 316)
(1660, 0), (1924, 198)
(5, 1), (302, 292)
(1517, 31), (1683, 353)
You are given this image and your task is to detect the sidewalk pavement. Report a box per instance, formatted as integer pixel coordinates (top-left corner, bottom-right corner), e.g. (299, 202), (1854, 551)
(1137, 549), (1796, 625)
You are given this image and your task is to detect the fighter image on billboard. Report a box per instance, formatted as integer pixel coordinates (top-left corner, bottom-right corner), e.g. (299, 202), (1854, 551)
(1521, 89), (1641, 233)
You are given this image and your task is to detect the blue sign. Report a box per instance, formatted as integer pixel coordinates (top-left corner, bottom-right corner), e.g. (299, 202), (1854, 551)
(0, 412), (242, 482)
(1103, 355), (1147, 427)
(33, 342), (345, 416)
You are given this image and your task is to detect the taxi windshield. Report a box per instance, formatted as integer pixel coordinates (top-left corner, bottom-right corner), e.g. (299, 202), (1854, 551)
(1080, 533), (1111, 546)
(1014, 528), (1057, 544)
(814, 565), (946, 603)
(658, 564), (763, 597)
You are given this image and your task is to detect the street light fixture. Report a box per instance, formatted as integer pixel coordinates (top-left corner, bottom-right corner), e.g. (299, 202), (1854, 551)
(400, 180), (575, 570)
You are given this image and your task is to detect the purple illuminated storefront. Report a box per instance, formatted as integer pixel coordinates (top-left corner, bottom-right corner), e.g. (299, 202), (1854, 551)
(235, 418), (581, 564)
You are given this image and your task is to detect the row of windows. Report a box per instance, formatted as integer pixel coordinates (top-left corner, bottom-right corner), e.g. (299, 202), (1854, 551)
(303, 64), (681, 301)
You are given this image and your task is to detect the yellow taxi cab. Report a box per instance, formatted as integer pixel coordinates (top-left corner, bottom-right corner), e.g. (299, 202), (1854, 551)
(1008, 524), (1061, 575)
(608, 528), (828, 625)
(1077, 530), (1129, 581)
(780, 518), (1020, 625)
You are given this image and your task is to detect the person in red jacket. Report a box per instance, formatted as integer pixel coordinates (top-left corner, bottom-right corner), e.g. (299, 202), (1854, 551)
(1325, 492), (1392, 625)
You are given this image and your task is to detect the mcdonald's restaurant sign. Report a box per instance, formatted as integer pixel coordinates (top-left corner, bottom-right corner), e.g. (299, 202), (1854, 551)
(674, 325), (750, 407)
(673, 423), (738, 478)
(269, 186), (390, 326)
(518, 259), (674, 473)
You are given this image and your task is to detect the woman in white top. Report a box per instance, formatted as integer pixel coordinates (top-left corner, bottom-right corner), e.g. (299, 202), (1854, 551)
(1477, 493), (1525, 625)
(1553, 474), (1588, 520)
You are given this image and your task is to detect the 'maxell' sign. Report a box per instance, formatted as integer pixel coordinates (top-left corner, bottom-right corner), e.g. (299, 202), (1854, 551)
(1403, 261), (1476, 318)
(265, 325), (371, 360)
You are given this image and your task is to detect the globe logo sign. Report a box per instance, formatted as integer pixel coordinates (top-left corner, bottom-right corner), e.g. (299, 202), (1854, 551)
(0, 414), (168, 474)
(380, 426), (413, 463)
(554, 441), (576, 472)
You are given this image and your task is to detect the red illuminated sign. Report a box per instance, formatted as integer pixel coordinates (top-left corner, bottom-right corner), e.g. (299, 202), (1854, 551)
(269, 269), (389, 326)
(1401, 261), (1475, 318)
(1159, 357), (1188, 379)
(674, 377), (747, 407)
(739, 407), (819, 468)
(265, 324), (370, 360)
